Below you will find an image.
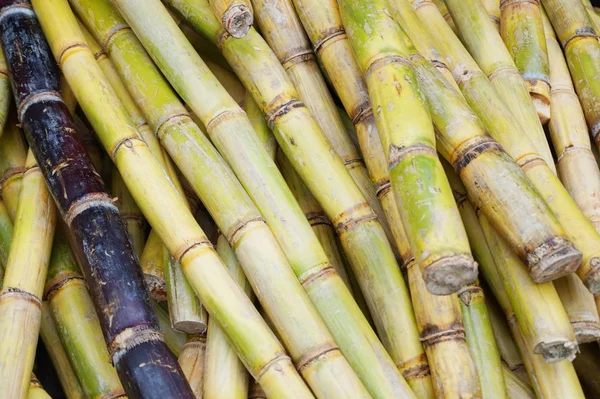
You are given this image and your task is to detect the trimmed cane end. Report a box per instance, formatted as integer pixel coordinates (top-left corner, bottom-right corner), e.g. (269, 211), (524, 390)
(583, 260), (600, 295)
(422, 254), (478, 295)
(573, 320), (600, 344)
(223, 3), (253, 38)
(528, 238), (581, 284)
(173, 319), (208, 335)
(533, 339), (578, 363)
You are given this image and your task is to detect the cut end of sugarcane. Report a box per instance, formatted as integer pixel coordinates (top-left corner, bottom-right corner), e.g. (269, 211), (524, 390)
(573, 321), (600, 344)
(533, 339), (578, 363)
(223, 3), (253, 38)
(422, 254), (478, 295)
(144, 274), (167, 302)
(172, 320), (208, 335)
(532, 95), (551, 125)
(528, 238), (581, 283)
(583, 259), (600, 294)
(526, 79), (551, 125)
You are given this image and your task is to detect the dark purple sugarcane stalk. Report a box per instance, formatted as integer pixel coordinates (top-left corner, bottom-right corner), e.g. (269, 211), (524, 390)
(0, 1), (194, 397)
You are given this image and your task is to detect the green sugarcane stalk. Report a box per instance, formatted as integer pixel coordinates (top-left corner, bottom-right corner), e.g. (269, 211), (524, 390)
(178, 335), (206, 398)
(0, 117), (26, 221)
(0, 44), (9, 139)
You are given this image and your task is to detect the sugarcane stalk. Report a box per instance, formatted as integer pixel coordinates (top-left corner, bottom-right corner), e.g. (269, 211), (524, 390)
(541, 0), (600, 157)
(244, 91), (277, 160)
(340, 0), (478, 295)
(251, 0), (397, 254)
(40, 1), (333, 397)
(2, 2), (194, 396)
(543, 9), (600, 342)
(449, 169), (577, 362)
(502, 365), (535, 398)
(406, 29), (579, 282)
(209, 0), (253, 38)
(0, 44), (9, 139)
(151, 301), (187, 356)
(78, 3), (371, 398)
(39, 305), (85, 399)
(430, 0), (457, 31)
(249, 382), (267, 399)
(500, 0), (551, 123)
(411, 0), (600, 293)
(485, 297), (529, 384)
(0, 150), (56, 398)
(90, 0), (420, 396)
(178, 335), (206, 398)
(572, 343), (600, 397)
(444, 0), (555, 167)
(457, 187), (585, 397)
(0, 199), (11, 280)
(28, 374), (52, 399)
(204, 236), (252, 399)
(203, 58), (246, 106)
(458, 281), (507, 399)
(80, 22), (207, 334)
(0, 116), (26, 221)
(483, 0), (502, 30)
(580, 0), (600, 32)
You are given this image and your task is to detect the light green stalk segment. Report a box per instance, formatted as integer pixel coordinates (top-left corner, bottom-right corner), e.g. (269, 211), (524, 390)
(205, 236), (253, 399)
(151, 301), (186, 356)
(0, 200), (12, 282)
(339, 0), (477, 295)
(0, 118), (27, 221)
(0, 44), (10, 139)
(411, 0), (600, 293)
(502, 365), (535, 398)
(444, 0), (555, 168)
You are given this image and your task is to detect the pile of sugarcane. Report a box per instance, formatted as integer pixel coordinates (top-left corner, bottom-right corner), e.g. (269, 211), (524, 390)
(3, 0), (600, 398)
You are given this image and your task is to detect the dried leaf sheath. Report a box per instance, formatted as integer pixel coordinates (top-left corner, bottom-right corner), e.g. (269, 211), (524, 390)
(0, 1), (193, 396)
(0, 149), (56, 398)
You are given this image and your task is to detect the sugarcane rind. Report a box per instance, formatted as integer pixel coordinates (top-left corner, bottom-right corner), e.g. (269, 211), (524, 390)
(526, 236), (581, 283)
(422, 254), (478, 295)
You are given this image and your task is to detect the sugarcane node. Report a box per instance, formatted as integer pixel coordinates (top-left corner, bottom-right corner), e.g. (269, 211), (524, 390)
(583, 258), (600, 294)
(43, 272), (85, 301)
(452, 135), (503, 174)
(64, 192), (116, 226)
(419, 322), (466, 347)
(305, 211), (333, 227)
(365, 54), (412, 80)
(422, 254), (478, 295)
(350, 101), (372, 126)
(454, 68), (485, 87)
(312, 26), (346, 55)
(225, 216), (265, 246)
(531, 92), (551, 124)
(176, 238), (214, 265)
(265, 98), (304, 129)
(109, 324), (165, 362)
(222, 3), (253, 38)
(572, 320), (600, 343)
(103, 24), (131, 52)
(298, 265), (337, 288)
(457, 284), (483, 306)
(0, 166), (25, 186)
(388, 143), (436, 170)
(154, 112), (191, 142)
(294, 343), (341, 372)
(110, 136), (144, 161)
(281, 50), (315, 70)
(205, 108), (244, 132)
(255, 352), (293, 380)
(526, 236), (581, 283)
(333, 201), (377, 233)
(562, 28), (598, 48)
(375, 179), (392, 199)
(0, 286), (42, 307)
(487, 66), (523, 83)
(516, 153), (546, 170)
(397, 353), (431, 379)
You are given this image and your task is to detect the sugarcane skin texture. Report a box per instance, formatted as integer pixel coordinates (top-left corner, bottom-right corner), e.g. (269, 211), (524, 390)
(204, 236), (252, 399)
(340, 0), (476, 294)
(250, 0), (397, 253)
(502, 366), (534, 399)
(444, 0), (555, 169)
(411, 0), (600, 293)
(151, 301), (186, 356)
(178, 336), (206, 398)
(0, 151), (55, 399)
(123, 0), (417, 397)
(97, 4), (368, 396)
(500, 0), (551, 122)
(0, 117), (27, 221)
(5, 3), (194, 397)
